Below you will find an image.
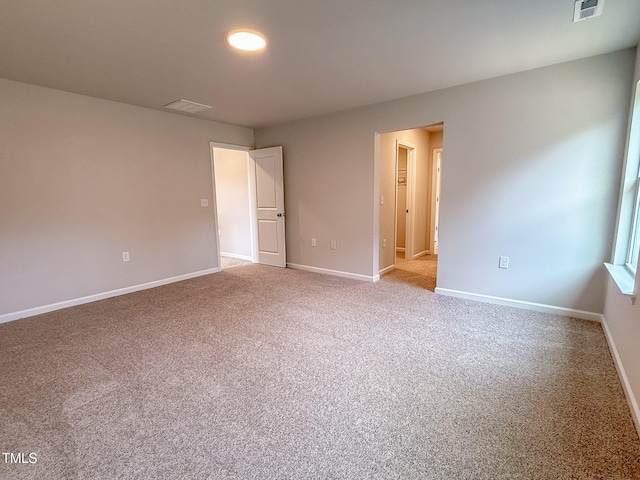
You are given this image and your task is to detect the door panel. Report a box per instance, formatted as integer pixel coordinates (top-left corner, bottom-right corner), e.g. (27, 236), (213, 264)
(258, 220), (279, 253)
(256, 156), (278, 208)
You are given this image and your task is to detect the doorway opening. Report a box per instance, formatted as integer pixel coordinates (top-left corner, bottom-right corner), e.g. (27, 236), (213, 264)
(210, 144), (287, 271)
(211, 145), (254, 270)
(378, 123), (443, 291)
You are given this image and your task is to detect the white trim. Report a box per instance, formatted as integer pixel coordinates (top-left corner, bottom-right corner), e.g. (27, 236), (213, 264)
(396, 141), (417, 260)
(379, 264), (395, 275)
(601, 315), (640, 439)
(406, 142), (416, 260)
(287, 263), (378, 282)
(210, 145), (222, 269)
(0, 268), (220, 325)
(220, 252), (253, 261)
(248, 149), (259, 263)
(604, 263), (637, 304)
(396, 247), (406, 252)
(210, 141), (252, 152)
(411, 249), (429, 260)
(434, 287), (603, 322)
(431, 148), (443, 255)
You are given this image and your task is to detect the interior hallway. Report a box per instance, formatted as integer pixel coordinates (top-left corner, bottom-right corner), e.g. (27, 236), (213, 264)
(385, 253), (438, 291)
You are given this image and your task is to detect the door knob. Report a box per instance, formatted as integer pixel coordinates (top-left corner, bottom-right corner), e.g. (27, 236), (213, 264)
(277, 213), (285, 217)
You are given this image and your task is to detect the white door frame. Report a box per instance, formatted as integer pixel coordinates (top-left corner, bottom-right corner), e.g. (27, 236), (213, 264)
(432, 148), (443, 254)
(395, 140), (417, 261)
(210, 142), (257, 269)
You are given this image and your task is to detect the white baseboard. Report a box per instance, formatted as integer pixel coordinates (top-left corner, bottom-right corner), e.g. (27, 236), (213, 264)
(379, 264), (395, 276)
(287, 263), (378, 282)
(411, 250), (429, 259)
(220, 252), (253, 261)
(601, 316), (640, 439)
(396, 248), (405, 252)
(434, 287), (603, 322)
(378, 265), (396, 277)
(0, 268), (220, 325)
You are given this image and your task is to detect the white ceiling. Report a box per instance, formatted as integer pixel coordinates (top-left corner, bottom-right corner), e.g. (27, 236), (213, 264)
(1, 1), (639, 129)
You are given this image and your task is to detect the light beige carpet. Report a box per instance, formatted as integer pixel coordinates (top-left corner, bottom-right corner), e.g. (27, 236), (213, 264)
(386, 253), (438, 291)
(220, 255), (252, 269)
(1, 264), (639, 479)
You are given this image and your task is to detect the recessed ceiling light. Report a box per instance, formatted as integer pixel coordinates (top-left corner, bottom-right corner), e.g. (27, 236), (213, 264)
(227, 30), (266, 52)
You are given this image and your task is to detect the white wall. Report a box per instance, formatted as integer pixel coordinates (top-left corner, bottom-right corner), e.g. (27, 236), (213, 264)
(213, 148), (252, 259)
(602, 45), (640, 437)
(430, 131), (443, 151)
(0, 78), (253, 319)
(256, 49), (635, 313)
(603, 276), (640, 436)
(257, 119), (376, 277)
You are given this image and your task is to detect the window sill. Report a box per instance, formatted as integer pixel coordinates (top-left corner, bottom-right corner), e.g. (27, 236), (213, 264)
(604, 263), (637, 305)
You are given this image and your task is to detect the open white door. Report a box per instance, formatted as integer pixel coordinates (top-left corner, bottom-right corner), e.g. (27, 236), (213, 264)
(250, 146), (286, 267)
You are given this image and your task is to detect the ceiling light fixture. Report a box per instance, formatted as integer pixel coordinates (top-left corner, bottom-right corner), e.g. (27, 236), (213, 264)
(226, 30), (266, 52)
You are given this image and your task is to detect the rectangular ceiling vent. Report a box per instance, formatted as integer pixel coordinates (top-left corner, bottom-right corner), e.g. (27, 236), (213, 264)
(573, 0), (603, 22)
(164, 99), (212, 114)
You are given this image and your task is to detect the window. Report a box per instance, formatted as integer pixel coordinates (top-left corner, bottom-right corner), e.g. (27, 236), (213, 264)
(628, 166), (640, 273)
(608, 79), (640, 296)
(625, 80), (640, 275)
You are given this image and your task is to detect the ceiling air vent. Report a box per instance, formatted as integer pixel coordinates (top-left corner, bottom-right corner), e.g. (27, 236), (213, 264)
(164, 99), (212, 114)
(573, 0), (603, 22)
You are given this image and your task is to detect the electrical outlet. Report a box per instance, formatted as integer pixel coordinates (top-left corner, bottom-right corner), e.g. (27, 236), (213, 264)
(122, 251), (130, 262)
(201, 198), (209, 207)
(311, 238), (317, 247)
(380, 195), (384, 205)
(330, 240), (337, 250)
(499, 256), (509, 269)
(383, 239), (387, 248)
